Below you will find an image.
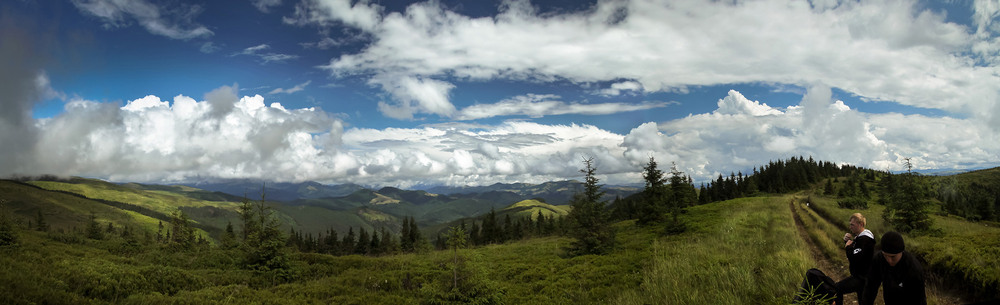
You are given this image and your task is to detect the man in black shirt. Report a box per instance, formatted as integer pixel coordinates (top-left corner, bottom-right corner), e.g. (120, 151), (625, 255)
(862, 231), (926, 305)
(836, 213), (875, 305)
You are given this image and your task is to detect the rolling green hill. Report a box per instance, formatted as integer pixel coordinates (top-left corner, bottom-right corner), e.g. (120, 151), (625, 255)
(932, 167), (1000, 221)
(0, 180), (190, 238)
(19, 178), (523, 239)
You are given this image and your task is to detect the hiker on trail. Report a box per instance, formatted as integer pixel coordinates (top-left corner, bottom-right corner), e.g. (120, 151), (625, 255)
(835, 213), (875, 305)
(862, 231), (926, 305)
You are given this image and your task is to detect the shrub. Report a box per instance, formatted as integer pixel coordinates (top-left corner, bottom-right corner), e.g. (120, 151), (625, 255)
(138, 265), (206, 296)
(837, 196), (869, 209)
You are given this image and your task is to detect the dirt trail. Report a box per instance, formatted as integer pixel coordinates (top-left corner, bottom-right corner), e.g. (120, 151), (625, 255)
(790, 200), (860, 305)
(789, 199), (970, 305)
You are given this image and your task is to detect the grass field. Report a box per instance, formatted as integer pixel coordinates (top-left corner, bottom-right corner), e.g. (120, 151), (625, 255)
(614, 196), (811, 305)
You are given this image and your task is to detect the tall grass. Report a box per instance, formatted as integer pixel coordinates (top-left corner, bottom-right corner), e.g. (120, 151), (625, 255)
(614, 196), (812, 305)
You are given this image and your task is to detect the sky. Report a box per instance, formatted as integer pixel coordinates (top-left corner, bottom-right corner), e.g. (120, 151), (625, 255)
(2, 0), (999, 188)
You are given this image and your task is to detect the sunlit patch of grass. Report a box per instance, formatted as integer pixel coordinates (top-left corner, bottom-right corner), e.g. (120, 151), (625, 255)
(613, 196), (812, 305)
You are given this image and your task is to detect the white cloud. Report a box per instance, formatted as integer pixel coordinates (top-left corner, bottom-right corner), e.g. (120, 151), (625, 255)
(233, 44), (299, 64)
(71, 0), (213, 40)
(598, 81), (643, 96)
(252, 0), (282, 13)
(269, 80), (312, 94)
(284, 0), (383, 32)
(199, 42), (221, 54)
(453, 94), (670, 120)
(715, 90), (782, 116)
(238, 44), (271, 55)
(622, 86), (998, 181)
(375, 76), (456, 119)
(11, 85), (1000, 187)
(297, 0), (1000, 128)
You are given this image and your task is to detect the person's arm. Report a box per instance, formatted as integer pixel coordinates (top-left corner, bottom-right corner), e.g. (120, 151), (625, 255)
(910, 256), (927, 305)
(861, 256), (881, 305)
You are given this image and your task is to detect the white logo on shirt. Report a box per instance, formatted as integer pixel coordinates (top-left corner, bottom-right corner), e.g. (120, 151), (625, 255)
(853, 248), (862, 254)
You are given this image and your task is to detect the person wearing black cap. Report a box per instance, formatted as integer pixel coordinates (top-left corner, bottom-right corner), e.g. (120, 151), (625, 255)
(861, 231), (926, 305)
(835, 213), (875, 305)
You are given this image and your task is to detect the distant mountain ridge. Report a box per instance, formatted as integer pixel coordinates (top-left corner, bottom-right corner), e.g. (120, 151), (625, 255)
(426, 180), (640, 205)
(182, 179), (640, 206)
(178, 179), (365, 202)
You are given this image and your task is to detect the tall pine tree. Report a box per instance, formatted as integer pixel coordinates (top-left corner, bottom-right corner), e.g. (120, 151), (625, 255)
(566, 157), (615, 256)
(637, 157), (667, 226)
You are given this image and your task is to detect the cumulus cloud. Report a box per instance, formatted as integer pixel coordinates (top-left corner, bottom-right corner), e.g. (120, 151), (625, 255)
(621, 86), (998, 181)
(296, 0), (1000, 127)
(32, 87), (339, 182)
(6, 82), (997, 187)
(71, 0), (212, 40)
(453, 94), (670, 120)
(715, 90), (782, 116)
(269, 80), (311, 94)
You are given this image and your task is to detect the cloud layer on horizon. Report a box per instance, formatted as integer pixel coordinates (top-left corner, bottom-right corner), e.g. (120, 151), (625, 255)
(2, 84), (995, 188)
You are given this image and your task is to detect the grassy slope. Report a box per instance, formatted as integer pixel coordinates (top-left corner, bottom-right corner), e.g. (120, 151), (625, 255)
(0, 180), (162, 234)
(504, 199), (572, 219)
(29, 179), (236, 216)
(614, 196), (812, 305)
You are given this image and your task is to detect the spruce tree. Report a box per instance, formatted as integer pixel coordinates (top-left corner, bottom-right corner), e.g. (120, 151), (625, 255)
(221, 221), (238, 249)
(469, 222), (480, 246)
(824, 179), (835, 196)
(665, 162), (689, 235)
(638, 157), (667, 225)
(239, 185), (290, 275)
(883, 162), (934, 233)
(566, 157), (615, 256)
(169, 210), (194, 249)
(369, 229), (381, 256)
(0, 200), (18, 247)
(445, 226), (467, 290)
(400, 217), (412, 252)
(356, 227), (370, 255)
(408, 216), (422, 250)
(86, 214), (103, 240)
(35, 210), (48, 232)
(341, 227), (356, 255)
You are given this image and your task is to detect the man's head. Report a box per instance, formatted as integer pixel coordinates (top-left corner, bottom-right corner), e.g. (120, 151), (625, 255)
(880, 231), (905, 266)
(849, 213), (866, 235)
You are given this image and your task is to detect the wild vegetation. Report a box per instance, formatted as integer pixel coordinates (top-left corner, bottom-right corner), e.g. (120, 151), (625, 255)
(1, 156), (999, 303)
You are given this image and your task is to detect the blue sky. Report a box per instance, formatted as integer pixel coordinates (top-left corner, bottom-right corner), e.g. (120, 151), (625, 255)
(3, 0), (1000, 187)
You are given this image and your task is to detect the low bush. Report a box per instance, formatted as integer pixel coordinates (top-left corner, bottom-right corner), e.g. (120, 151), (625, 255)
(837, 196), (869, 209)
